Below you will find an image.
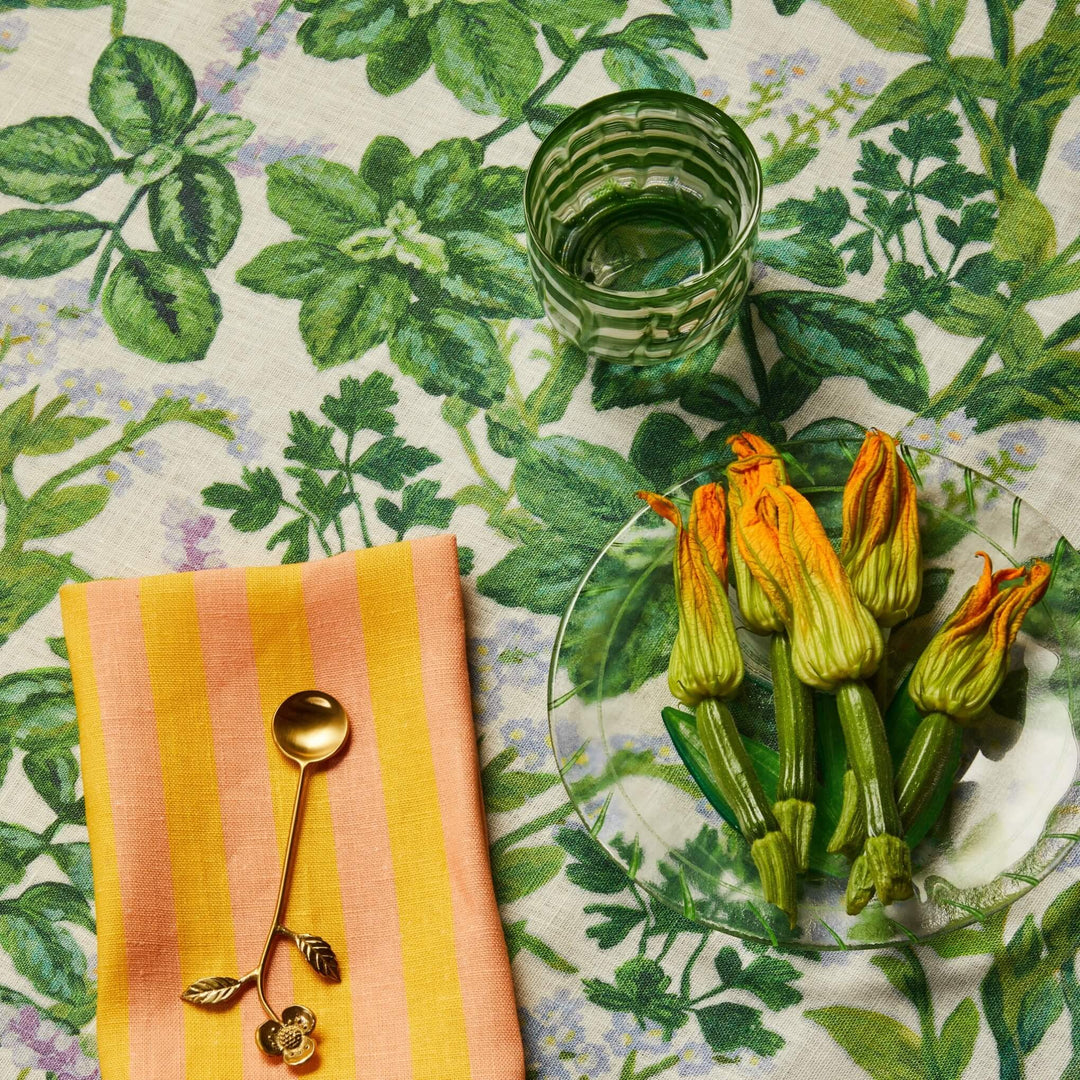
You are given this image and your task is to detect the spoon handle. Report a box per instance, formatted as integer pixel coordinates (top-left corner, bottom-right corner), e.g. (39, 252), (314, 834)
(254, 762), (309, 1021)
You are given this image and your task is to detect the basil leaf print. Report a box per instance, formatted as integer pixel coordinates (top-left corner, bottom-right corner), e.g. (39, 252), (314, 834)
(525, 0), (627, 24)
(601, 14), (704, 93)
(89, 36), (197, 153)
(0, 209), (108, 278)
(148, 156), (242, 268)
(102, 251), (222, 363)
(0, 117), (114, 204)
(243, 140), (538, 378)
(365, 14), (433, 96)
(431, 1), (542, 117)
(0, 35), (246, 364)
(266, 156), (381, 242)
(388, 308), (509, 408)
(752, 290), (929, 410)
(236, 239), (356, 299)
(299, 267), (411, 368)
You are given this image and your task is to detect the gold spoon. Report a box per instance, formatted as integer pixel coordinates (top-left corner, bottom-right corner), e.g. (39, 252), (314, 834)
(253, 691), (349, 1020)
(182, 690), (349, 1068)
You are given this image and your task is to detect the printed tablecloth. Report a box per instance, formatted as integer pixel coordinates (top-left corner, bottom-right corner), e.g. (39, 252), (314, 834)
(1, 0), (1079, 1077)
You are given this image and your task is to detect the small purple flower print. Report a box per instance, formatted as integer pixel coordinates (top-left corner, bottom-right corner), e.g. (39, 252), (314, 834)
(603, 1011), (673, 1056)
(163, 500), (227, 572)
(609, 732), (674, 762)
(469, 644), (501, 727)
(51, 279), (105, 343)
(695, 75), (729, 102)
(998, 427), (1046, 466)
(902, 411), (977, 456)
(520, 998), (610, 1080)
(902, 416), (940, 453)
(1061, 132), (1080, 172)
(551, 719), (593, 780)
(499, 715), (550, 772)
(568, 1042), (610, 1074)
(787, 48), (819, 79)
(97, 460), (133, 495)
(840, 61), (887, 96)
(57, 368), (150, 421)
(222, 4), (300, 57)
(693, 796), (725, 826)
(0, 1005), (99, 1080)
(129, 439), (165, 475)
(1, 289), (61, 387)
(779, 96), (811, 119)
(0, 16), (29, 52)
(672, 1039), (716, 1076)
(469, 615), (552, 729)
(198, 61), (257, 113)
(748, 54), (786, 86)
(253, 0), (298, 22)
(153, 379), (264, 460)
(938, 409), (978, 450)
(229, 135), (336, 178)
(491, 616), (550, 687)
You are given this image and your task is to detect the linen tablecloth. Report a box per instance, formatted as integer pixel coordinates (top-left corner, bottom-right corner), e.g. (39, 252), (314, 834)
(0, 1), (1079, 1077)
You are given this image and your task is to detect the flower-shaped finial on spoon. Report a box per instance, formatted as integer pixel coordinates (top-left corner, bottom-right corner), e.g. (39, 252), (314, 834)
(258, 1005), (318, 1066)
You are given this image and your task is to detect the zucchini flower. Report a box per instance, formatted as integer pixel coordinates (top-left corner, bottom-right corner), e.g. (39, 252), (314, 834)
(727, 433), (815, 870)
(639, 484), (743, 706)
(910, 552), (1051, 721)
(736, 484), (909, 904)
(726, 433), (787, 636)
(841, 430), (922, 628)
(641, 484), (798, 927)
(845, 553), (1051, 914)
(831, 430), (922, 856)
(736, 484), (883, 691)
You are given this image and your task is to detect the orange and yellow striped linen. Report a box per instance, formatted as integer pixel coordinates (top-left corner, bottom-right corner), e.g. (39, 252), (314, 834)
(60, 537), (523, 1080)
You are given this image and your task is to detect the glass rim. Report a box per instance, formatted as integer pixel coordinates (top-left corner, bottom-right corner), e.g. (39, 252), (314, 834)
(524, 89), (764, 302)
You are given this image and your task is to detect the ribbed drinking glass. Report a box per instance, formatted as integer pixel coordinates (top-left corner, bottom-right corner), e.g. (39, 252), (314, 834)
(525, 90), (762, 365)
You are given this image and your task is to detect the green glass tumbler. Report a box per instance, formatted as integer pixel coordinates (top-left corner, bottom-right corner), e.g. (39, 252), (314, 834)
(525, 90), (762, 365)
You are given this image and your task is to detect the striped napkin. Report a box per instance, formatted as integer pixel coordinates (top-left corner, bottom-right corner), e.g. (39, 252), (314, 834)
(60, 537), (522, 1080)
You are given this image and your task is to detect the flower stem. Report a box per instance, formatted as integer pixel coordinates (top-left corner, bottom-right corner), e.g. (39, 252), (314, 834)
(477, 24), (607, 150)
(343, 433), (373, 548)
(895, 711), (959, 829)
(679, 930), (710, 1000)
(908, 159), (942, 276)
(110, 0), (126, 36)
(836, 682), (901, 833)
(29, 413), (161, 506)
(454, 418), (508, 501)
(923, 330), (1002, 419)
(770, 633), (816, 871)
(89, 186), (147, 303)
(759, 83), (863, 163)
(836, 680), (912, 904)
(697, 698), (798, 926)
(696, 698), (775, 842)
(282, 499), (333, 557)
(737, 299), (769, 403)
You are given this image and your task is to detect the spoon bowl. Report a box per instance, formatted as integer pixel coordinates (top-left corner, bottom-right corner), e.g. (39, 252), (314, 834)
(273, 691), (349, 766)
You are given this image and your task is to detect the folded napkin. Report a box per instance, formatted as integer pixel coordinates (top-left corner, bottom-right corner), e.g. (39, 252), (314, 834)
(60, 537), (522, 1080)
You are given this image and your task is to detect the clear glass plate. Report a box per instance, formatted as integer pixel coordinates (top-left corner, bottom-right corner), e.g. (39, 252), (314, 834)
(547, 436), (1080, 949)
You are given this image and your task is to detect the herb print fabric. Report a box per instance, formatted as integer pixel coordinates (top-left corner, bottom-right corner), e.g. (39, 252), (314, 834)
(1, 0), (1080, 1076)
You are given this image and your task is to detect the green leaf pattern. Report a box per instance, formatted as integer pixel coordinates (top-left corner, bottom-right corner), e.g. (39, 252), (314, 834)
(2, 0), (1080, 1076)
